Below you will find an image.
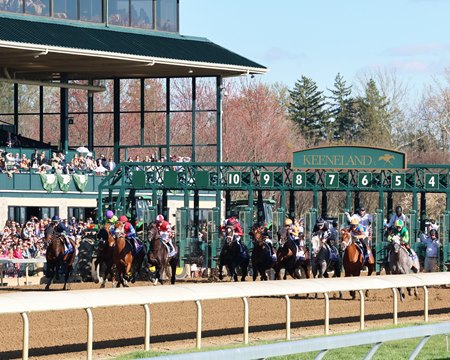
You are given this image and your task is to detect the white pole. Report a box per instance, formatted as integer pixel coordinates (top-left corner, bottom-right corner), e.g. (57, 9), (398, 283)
(196, 300), (202, 349)
(392, 288), (398, 325)
(242, 297), (249, 344)
(21, 312), (29, 360)
(143, 304), (150, 351)
(86, 308), (93, 360)
(285, 295), (291, 340)
(324, 293), (330, 335)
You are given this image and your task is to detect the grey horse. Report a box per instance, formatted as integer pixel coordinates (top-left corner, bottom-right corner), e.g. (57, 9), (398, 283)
(388, 236), (420, 301)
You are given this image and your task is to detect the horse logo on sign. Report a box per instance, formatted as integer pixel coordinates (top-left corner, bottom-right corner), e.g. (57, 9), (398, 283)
(378, 154), (395, 165)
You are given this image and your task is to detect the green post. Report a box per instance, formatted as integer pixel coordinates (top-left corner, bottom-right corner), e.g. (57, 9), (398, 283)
(313, 190), (319, 210)
(345, 190), (352, 214)
(210, 207), (220, 269)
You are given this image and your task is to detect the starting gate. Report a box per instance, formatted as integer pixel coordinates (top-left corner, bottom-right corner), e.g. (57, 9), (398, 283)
(441, 211), (450, 271)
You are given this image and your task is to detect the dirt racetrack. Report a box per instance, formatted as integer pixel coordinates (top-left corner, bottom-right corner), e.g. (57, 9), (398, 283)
(0, 279), (449, 360)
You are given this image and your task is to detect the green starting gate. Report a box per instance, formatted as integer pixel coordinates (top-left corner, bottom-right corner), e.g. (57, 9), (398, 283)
(441, 211), (450, 271)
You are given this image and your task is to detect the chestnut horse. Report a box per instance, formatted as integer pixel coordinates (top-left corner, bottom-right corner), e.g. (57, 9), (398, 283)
(44, 224), (76, 290)
(147, 222), (178, 285)
(340, 228), (375, 298)
(113, 221), (145, 287)
(251, 225), (276, 281)
(91, 222), (115, 287)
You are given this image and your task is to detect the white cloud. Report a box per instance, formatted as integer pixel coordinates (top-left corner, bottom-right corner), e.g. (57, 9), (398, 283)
(262, 47), (306, 62)
(386, 43), (450, 57)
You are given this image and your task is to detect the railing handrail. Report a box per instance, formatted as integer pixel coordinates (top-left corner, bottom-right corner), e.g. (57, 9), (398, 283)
(0, 273), (448, 315)
(142, 322), (450, 360)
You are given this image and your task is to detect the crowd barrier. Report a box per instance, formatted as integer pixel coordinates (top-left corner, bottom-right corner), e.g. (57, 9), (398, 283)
(0, 273), (449, 360)
(0, 258), (46, 286)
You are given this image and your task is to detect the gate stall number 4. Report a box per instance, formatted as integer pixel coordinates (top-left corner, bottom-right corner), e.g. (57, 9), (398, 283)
(424, 173), (439, 190)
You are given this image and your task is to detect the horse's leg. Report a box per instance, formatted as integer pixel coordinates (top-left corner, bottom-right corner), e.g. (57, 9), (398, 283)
(218, 261), (224, 281)
(399, 287), (405, 302)
(252, 262), (258, 281)
(45, 264), (54, 291)
(63, 264), (73, 291)
(241, 259), (249, 281)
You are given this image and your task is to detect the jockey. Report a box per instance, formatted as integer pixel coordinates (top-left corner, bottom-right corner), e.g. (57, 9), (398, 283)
(387, 205), (408, 230)
(313, 217), (338, 258)
(348, 218), (369, 258)
(284, 218), (300, 245)
(387, 219), (412, 256)
(420, 229), (440, 272)
(105, 209), (118, 234)
(345, 207), (371, 238)
(53, 215), (75, 253)
(260, 221), (276, 260)
(119, 215), (141, 253)
(225, 216), (244, 237)
(155, 214), (175, 255)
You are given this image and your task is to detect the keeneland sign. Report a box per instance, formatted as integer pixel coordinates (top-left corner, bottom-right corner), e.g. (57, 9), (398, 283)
(292, 146), (407, 170)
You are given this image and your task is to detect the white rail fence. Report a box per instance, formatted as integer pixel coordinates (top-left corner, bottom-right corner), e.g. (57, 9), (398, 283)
(0, 273), (449, 360)
(141, 322), (450, 360)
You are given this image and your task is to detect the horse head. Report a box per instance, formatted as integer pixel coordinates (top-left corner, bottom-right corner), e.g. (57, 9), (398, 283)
(223, 226), (236, 247)
(390, 235), (402, 253)
(251, 225), (265, 246)
(114, 221), (125, 240)
(311, 234), (323, 256)
(340, 229), (352, 251)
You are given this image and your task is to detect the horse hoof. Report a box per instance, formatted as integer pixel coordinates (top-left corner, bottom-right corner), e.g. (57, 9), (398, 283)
(94, 279), (99, 284)
(153, 279), (158, 286)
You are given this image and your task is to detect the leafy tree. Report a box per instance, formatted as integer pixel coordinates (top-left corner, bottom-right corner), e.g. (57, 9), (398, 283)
(327, 73), (356, 142)
(288, 75), (329, 144)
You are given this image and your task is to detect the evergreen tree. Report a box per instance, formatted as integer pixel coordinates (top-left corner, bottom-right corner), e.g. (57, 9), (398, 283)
(288, 75), (329, 143)
(353, 79), (392, 146)
(328, 73), (356, 142)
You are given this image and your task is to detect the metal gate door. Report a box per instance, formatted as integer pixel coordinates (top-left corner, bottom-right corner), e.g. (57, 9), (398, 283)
(440, 211), (450, 271)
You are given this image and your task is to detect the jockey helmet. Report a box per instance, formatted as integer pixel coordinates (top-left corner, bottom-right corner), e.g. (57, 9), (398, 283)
(394, 219), (404, 228)
(395, 205), (403, 214)
(429, 229), (438, 238)
(51, 215), (60, 222)
(359, 207), (366, 212)
(226, 217), (237, 226)
(284, 218), (293, 226)
(119, 215), (128, 222)
(108, 215), (118, 224)
(105, 210), (114, 219)
(350, 218), (359, 226)
(124, 222), (131, 232)
(316, 217), (325, 226)
(156, 214), (164, 222)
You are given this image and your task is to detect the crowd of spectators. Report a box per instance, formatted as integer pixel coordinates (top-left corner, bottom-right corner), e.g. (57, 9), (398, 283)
(0, 215), (95, 277)
(0, 149), (192, 177)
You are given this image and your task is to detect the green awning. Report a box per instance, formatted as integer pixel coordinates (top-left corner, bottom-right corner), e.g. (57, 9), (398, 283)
(0, 15), (267, 80)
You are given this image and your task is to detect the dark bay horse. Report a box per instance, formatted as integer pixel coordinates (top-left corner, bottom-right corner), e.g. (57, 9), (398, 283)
(113, 221), (145, 287)
(340, 229), (375, 299)
(274, 227), (300, 280)
(147, 222), (178, 285)
(91, 222), (115, 287)
(44, 225), (76, 290)
(388, 236), (420, 301)
(251, 225), (276, 281)
(218, 226), (249, 282)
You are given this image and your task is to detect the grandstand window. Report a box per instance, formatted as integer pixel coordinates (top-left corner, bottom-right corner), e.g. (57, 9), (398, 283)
(156, 0), (178, 32)
(53, 0), (78, 20)
(130, 0), (152, 29)
(80, 0), (102, 22)
(0, 0), (24, 13)
(108, 0), (130, 26)
(25, 0), (50, 17)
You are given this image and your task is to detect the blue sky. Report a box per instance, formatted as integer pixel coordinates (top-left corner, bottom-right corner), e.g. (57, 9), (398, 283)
(181, 0), (450, 96)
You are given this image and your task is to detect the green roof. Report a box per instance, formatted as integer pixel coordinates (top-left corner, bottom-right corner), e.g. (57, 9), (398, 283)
(0, 15), (267, 79)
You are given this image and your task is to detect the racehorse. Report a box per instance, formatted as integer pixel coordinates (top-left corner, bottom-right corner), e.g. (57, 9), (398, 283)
(113, 221), (145, 287)
(218, 226), (249, 282)
(340, 229), (375, 299)
(91, 222), (115, 287)
(387, 236), (420, 301)
(147, 222), (178, 285)
(251, 224), (276, 281)
(311, 233), (341, 279)
(274, 226), (302, 280)
(44, 224), (76, 290)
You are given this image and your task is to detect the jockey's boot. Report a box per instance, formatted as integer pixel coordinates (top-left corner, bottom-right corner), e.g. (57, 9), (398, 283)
(128, 237), (136, 254)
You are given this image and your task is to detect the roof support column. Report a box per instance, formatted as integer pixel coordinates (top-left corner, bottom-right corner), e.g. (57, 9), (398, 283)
(140, 78), (145, 146)
(191, 77), (197, 162)
(39, 86), (44, 143)
(87, 81), (94, 151)
(13, 84), (18, 133)
(216, 76), (223, 163)
(60, 74), (69, 154)
(113, 78), (121, 163)
(165, 78), (171, 160)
